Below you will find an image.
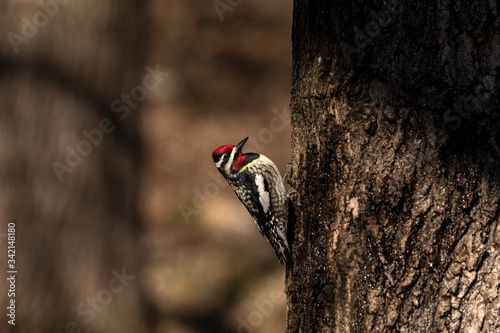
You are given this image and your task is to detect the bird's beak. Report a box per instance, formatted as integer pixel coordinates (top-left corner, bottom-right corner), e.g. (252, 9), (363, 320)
(235, 137), (249, 154)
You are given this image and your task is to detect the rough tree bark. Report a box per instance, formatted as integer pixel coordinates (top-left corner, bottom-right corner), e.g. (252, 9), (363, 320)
(287, 0), (500, 332)
(0, 1), (154, 332)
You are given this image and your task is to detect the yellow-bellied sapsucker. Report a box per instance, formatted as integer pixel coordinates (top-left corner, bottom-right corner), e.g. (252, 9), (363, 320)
(212, 137), (291, 265)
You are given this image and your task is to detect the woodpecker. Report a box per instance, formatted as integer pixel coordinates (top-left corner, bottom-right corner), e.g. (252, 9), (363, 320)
(212, 137), (291, 265)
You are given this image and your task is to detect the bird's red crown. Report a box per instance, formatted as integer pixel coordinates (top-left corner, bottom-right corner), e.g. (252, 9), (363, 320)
(212, 144), (234, 156)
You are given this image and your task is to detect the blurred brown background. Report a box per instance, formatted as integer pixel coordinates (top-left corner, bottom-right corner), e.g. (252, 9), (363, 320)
(0, 1), (292, 332)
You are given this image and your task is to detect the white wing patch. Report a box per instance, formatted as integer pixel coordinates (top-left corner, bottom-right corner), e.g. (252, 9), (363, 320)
(255, 174), (270, 214)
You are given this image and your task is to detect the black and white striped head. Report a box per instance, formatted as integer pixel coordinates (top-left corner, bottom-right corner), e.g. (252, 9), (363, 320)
(212, 137), (257, 178)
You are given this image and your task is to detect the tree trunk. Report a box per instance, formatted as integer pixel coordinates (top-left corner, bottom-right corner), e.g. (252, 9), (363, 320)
(0, 1), (153, 332)
(287, 0), (500, 332)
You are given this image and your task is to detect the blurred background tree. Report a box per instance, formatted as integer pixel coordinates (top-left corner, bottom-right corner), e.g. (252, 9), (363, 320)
(1, 1), (152, 332)
(0, 0), (292, 332)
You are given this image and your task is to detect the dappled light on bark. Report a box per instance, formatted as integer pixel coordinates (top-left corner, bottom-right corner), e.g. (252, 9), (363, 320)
(287, 0), (500, 332)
